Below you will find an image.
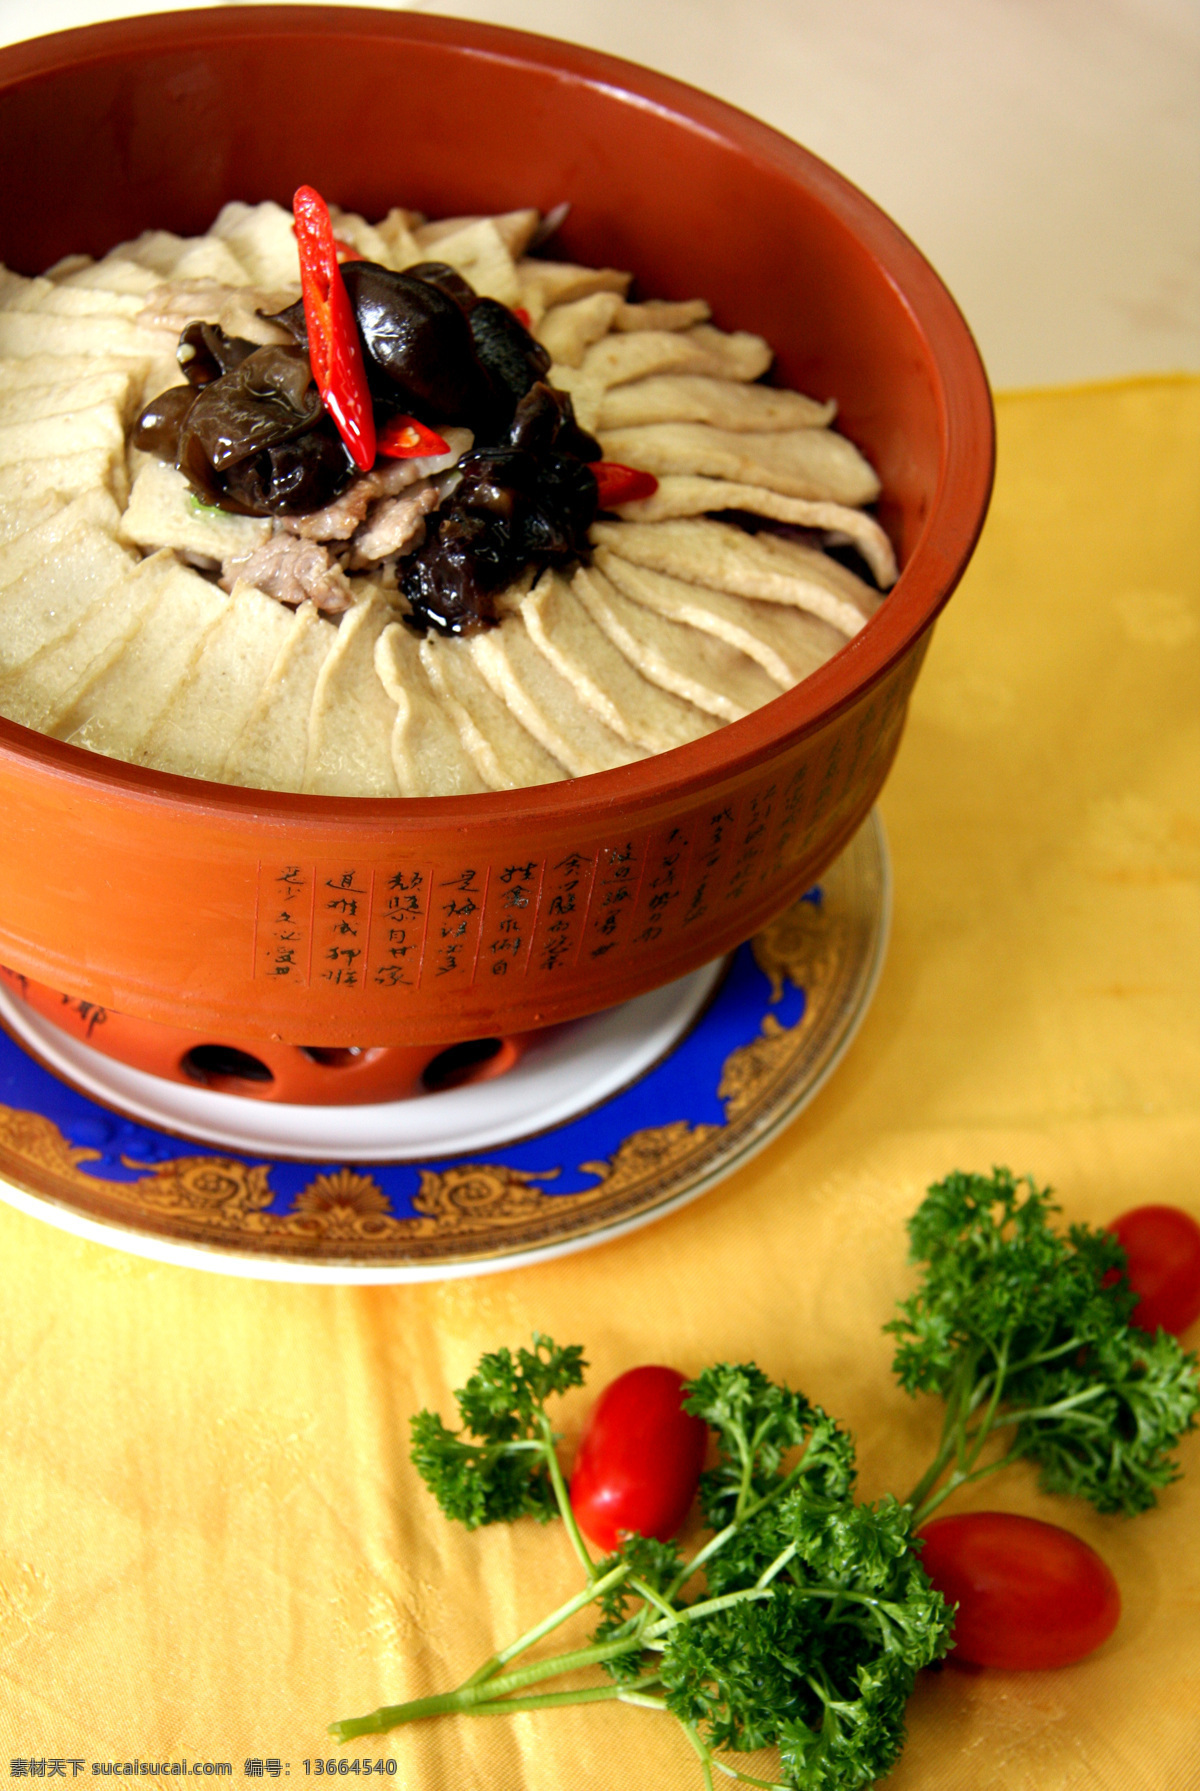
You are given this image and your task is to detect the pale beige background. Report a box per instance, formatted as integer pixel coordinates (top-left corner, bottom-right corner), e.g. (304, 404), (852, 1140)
(1, 0), (1197, 386)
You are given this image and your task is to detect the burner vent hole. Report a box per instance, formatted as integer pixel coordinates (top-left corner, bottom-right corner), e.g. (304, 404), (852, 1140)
(422, 1037), (503, 1092)
(300, 1047), (365, 1068)
(182, 1044), (275, 1085)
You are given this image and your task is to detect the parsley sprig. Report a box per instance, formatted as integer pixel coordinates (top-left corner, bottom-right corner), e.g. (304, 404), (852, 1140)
(891, 1170), (1199, 1523)
(330, 1170), (1199, 1788)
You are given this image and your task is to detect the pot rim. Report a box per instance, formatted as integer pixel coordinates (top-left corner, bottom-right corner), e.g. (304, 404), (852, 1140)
(0, 4), (995, 832)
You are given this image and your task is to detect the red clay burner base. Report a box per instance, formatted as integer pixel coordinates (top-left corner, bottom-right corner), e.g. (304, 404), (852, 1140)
(0, 968), (530, 1104)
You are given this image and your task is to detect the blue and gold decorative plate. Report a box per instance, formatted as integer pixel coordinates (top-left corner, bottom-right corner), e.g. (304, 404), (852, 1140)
(0, 816), (888, 1282)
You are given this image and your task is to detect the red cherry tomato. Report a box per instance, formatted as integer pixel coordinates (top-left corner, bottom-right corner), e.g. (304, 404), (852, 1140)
(917, 1512), (1120, 1670)
(570, 1365), (707, 1553)
(1107, 1205), (1200, 1335)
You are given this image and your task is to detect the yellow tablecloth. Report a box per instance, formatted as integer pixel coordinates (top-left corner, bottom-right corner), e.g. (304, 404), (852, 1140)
(1, 376), (1198, 1788)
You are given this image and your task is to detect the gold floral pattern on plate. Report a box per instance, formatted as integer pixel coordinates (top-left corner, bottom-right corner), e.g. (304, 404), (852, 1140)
(0, 816), (887, 1273)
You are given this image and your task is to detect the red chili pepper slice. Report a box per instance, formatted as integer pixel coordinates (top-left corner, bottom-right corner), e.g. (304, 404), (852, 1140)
(377, 414), (451, 461)
(292, 185), (375, 471)
(589, 461), (659, 507)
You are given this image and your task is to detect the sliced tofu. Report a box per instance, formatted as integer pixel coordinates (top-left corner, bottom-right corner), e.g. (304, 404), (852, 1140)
(3, 276), (147, 320)
(57, 560), (230, 761)
(468, 613), (647, 777)
(591, 518), (876, 635)
(596, 421), (881, 507)
(0, 488), (120, 590)
(15, 549), (182, 733)
(303, 590), (401, 797)
(515, 259), (630, 327)
(0, 523), (137, 703)
(0, 446), (127, 507)
(0, 491), (63, 547)
(222, 602), (337, 793)
(134, 579), (294, 781)
(0, 370), (145, 431)
(535, 292), (622, 368)
(47, 255), (163, 297)
(413, 218), (519, 306)
(418, 632), (568, 791)
(610, 474), (899, 588)
(572, 563), (779, 722)
(596, 375), (835, 433)
(594, 551), (848, 690)
(519, 570), (716, 752)
(580, 325), (772, 390)
(120, 458), (273, 563)
(0, 396), (126, 468)
(0, 310), (169, 359)
(210, 200), (301, 288)
(375, 623), (488, 797)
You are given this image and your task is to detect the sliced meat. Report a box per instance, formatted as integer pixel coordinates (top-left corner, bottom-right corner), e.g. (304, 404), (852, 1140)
(280, 425), (471, 541)
(221, 533), (354, 614)
(349, 479), (439, 565)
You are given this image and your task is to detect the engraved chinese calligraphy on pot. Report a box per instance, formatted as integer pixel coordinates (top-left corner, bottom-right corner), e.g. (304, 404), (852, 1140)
(0, 8), (992, 1047)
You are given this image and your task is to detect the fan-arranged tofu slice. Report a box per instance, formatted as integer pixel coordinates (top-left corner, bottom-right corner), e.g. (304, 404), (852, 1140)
(11, 549), (184, 734)
(514, 258), (630, 326)
(468, 613), (647, 777)
(596, 375), (834, 433)
(0, 370), (145, 431)
(115, 229), (252, 286)
(591, 518), (878, 635)
(134, 579), (295, 781)
(596, 421), (880, 507)
(57, 560), (230, 760)
(0, 351), (149, 393)
(303, 590), (400, 797)
(405, 217), (520, 306)
(0, 486), (121, 592)
(417, 631), (569, 791)
(519, 570), (717, 752)
(45, 254), (163, 296)
(0, 307), (169, 359)
(611, 474), (899, 588)
(120, 458), (274, 563)
(535, 292), (623, 367)
(0, 395), (126, 469)
(209, 200), (303, 288)
(375, 622), (488, 797)
(581, 325), (772, 389)
(613, 298), (712, 332)
(0, 517), (135, 706)
(572, 564), (779, 722)
(0, 446), (128, 507)
(594, 552), (849, 690)
(553, 325), (773, 433)
(3, 276), (148, 320)
(222, 602), (337, 792)
(0, 491), (62, 547)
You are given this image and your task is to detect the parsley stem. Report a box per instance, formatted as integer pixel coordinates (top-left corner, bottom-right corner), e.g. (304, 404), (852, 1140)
(456, 1677), (664, 1716)
(461, 1560), (629, 1688)
(538, 1410), (597, 1582)
(683, 1721), (716, 1791)
(330, 1634), (648, 1740)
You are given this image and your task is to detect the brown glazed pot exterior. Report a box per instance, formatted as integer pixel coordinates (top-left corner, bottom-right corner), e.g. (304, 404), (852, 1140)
(0, 8), (993, 1046)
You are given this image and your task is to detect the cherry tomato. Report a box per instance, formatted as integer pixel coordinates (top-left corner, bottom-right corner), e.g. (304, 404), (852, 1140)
(570, 1365), (707, 1552)
(917, 1512), (1120, 1670)
(1107, 1204), (1200, 1335)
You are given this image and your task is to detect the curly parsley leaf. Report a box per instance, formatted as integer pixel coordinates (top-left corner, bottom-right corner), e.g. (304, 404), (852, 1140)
(661, 1488), (950, 1789)
(409, 1334), (586, 1529)
(890, 1169), (1200, 1519)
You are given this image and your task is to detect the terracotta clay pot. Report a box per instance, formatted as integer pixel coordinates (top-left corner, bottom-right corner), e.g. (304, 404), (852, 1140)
(0, 7), (993, 1047)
